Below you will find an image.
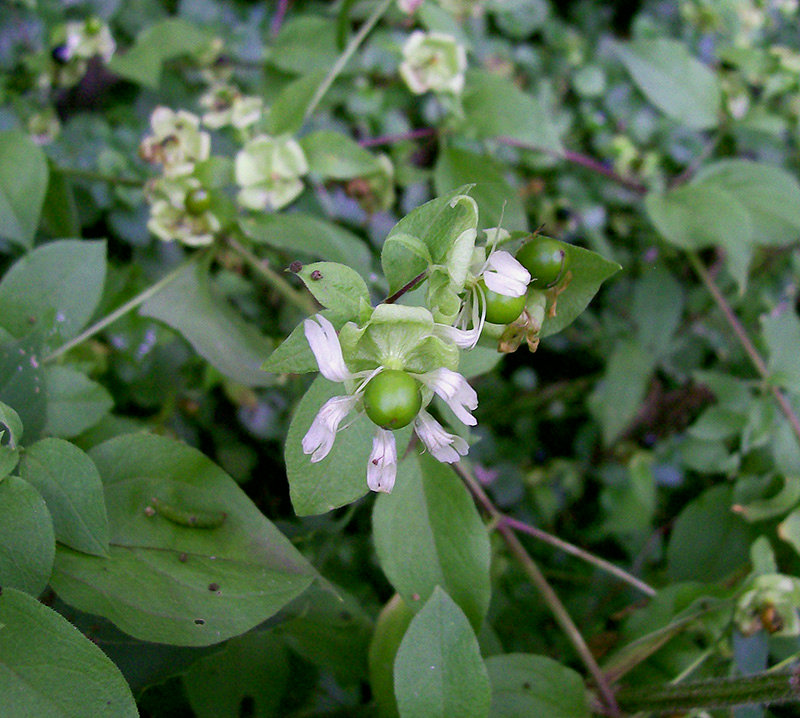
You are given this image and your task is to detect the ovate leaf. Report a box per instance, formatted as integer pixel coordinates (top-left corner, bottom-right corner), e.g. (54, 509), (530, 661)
(0, 336), (47, 442)
(0, 130), (48, 248)
(300, 130), (382, 180)
(50, 433), (316, 646)
(394, 587), (491, 718)
(0, 588), (137, 718)
(762, 310), (800, 394)
(20, 438), (109, 557)
(44, 366), (113, 438)
(373, 454), (491, 631)
(615, 39), (720, 129)
(296, 261), (369, 321)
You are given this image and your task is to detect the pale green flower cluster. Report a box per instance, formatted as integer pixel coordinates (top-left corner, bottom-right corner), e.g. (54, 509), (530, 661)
(146, 177), (220, 247)
(43, 17), (116, 89)
(735, 573), (800, 636)
(200, 84), (264, 131)
(234, 135), (309, 211)
(399, 31), (467, 96)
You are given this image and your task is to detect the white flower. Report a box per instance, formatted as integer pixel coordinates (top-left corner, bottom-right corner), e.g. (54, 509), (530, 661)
(399, 31), (467, 96)
(302, 394), (360, 462)
(63, 18), (116, 64)
(304, 315), (352, 382)
(200, 84), (263, 130)
(482, 250), (530, 297)
(414, 410), (469, 463)
(140, 108), (211, 177)
(235, 135), (308, 210)
(367, 429), (398, 493)
(413, 368), (477, 426)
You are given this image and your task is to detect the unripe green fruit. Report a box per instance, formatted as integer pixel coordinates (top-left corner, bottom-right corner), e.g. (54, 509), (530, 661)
(363, 370), (421, 430)
(478, 279), (526, 325)
(516, 237), (569, 287)
(184, 188), (212, 216)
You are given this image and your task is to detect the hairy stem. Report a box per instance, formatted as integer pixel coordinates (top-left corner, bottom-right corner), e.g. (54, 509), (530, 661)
(454, 463), (620, 717)
(304, 0), (395, 121)
(226, 236), (317, 314)
(687, 251), (800, 448)
(617, 667), (800, 713)
(359, 128), (438, 147)
(44, 254), (201, 363)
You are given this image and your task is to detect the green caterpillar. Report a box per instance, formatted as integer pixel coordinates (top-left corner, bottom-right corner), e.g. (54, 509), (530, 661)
(150, 496), (227, 529)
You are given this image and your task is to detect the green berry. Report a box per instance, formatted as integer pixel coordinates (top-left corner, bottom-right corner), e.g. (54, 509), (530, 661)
(516, 237), (569, 287)
(184, 188), (212, 216)
(478, 279), (526, 325)
(363, 370), (421, 430)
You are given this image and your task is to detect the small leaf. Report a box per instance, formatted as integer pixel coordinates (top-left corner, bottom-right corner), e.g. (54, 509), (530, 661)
(0, 336), (47, 443)
(297, 261), (370, 321)
(373, 454), (491, 631)
(0, 239), (107, 348)
(41, 164), (81, 238)
(109, 19), (208, 88)
(762, 310), (800, 394)
(268, 16), (340, 75)
(183, 630), (289, 718)
(20, 438), (109, 557)
(463, 70), (562, 152)
(140, 262), (274, 387)
(614, 38), (720, 129)
(733, 475), (800, 523)
(0, 587), (138, 717)
(300, 130), (382, 179)
(241, 213), (372, 278)
(0, 476), (55, 596)
(50, 433), (316, 646)
(44, 366), (113, 438)
(394, 587), (491, 718)
(0, 130), (49, 248)
(266, 71), (327, 136)
(486, 653), (590, 718)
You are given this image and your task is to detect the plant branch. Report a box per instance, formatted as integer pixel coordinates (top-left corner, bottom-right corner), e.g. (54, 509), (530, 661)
(499, 516), (656, 597)
(55, 165), (145, 188)
(304, 0), (395, 121)
(44, 254), (201, 363)
(453, 462), (620, 717)
(687, 251), (800, 448)
(616, 666), (800, 713)
(359, 128), (438, 147)
(383, 270), (428, 304)
(226, 236), (317, 314)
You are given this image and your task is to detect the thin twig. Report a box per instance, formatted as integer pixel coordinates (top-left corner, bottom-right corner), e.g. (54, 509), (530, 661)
(359, 128), (438, 148)
(499, 516), (656, 597)
(687, 251), (800, 448)
(304, 0), (395, 121)
(383, 270), (428, 304)
(44, 254), (202, 363)
(226, 236), (317, 314)
(270, 0), (291, 38)
(453, 462), (621, 717)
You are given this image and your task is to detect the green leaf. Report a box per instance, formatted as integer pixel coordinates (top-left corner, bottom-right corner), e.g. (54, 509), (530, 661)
(778, 509), (800, 557)
(50, 433), (316, 646)
(0, 239), (107, 348)
(0, 587), (137, 718)
(434, 145), (528, 231)
(394, 587), (491, 718)
(762, 310), (800, 394)
(183, 630), (289, 718)
(732, 474), (800, 522)
(540, 242), (621, 338)
(463, 70), (562, 152)
(43, 366), (113, 438)
(614, 39), (720, 129)
(266, 71), (327, 136)
(108, 18), (208, 88)
(692, 160), (800, 247)
(296, 261), (370, 321)
(300, 130), (382, 179)
(261, 316), (319, 374)
(588, 339), (655, 445)
(41, 164), (80, 239)
(140, 262), (274, 387)
(268, 16), (340, 75)
(240, 213), (372, 278)
(0, 401), (21, 480)
(373, 454), (491, 631)
(0, 476), (54, 596)
(0, 336), (47, 443)
(20, 438), (109, 557)
(0, 130), (48, 248)
(369, 593), (415, 718)
(285, 376), (411, 515)
(667, 485), (752, 582)
(631, 264), (684, 357)
(485, 654), (590, 718)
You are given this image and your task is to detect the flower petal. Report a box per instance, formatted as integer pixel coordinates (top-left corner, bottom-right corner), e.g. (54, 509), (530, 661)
(302, 395), (358, 462)
(304, 315), (351, 383)
(483, 250), (530, 297)
(367, 428), (398, 493)
(414, 368), (477, 426)
(414, 410), (469, 463)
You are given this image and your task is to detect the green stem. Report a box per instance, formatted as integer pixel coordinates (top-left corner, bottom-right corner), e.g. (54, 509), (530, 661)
(304, 0), (395, 120)
(44, 254), (200, 363)
(54, 166), (145, 188)
(686, 251), (800, 449)
(617, 667), (800, 713)
(225, 236), (317, 314)
(453, 463), (620, 717)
